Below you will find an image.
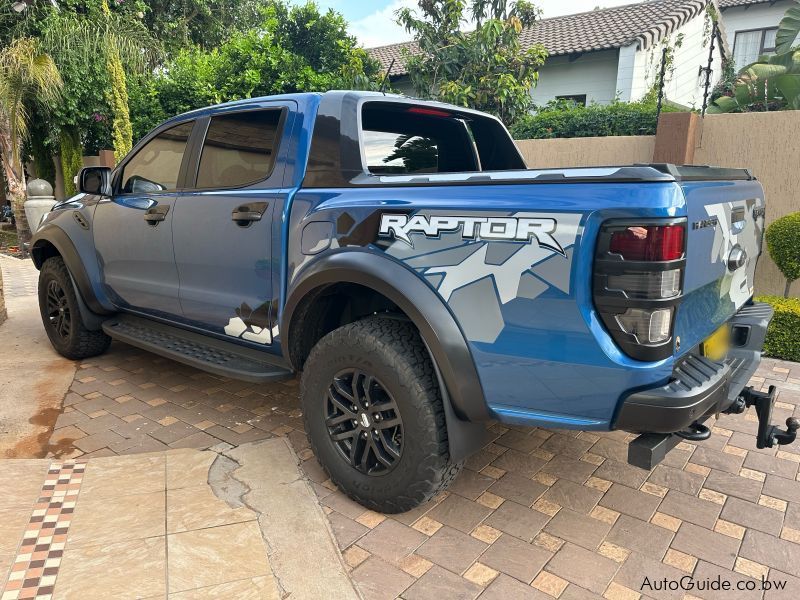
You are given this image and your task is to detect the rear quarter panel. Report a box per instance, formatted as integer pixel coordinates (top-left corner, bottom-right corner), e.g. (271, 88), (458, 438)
(288, 180), (688, 429)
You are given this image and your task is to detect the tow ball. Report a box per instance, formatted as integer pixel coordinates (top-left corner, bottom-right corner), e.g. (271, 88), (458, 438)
(727, 385), (800, 449)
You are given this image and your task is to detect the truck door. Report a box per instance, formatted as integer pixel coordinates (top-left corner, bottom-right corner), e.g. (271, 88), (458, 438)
(93, 120), (195, 317)
(172, 104), (292, 346)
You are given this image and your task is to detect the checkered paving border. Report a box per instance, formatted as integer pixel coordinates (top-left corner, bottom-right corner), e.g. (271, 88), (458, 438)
(1, 461), (86, 600)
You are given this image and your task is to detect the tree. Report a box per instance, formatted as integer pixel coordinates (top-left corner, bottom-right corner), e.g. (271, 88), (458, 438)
(0, 38), (62, 246)
(141, 0), (263, 54)
(128, 1), (382, 140)
(397, 0), (547, 125)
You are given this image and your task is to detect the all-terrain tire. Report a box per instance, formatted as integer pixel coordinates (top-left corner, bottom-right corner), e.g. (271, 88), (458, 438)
(301, 317), (462, 513)
(38, 257), (112, 360)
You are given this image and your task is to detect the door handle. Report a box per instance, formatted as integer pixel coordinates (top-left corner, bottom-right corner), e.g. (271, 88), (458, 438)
(144, 205), (169, 224)
(231, 202), (268, 227)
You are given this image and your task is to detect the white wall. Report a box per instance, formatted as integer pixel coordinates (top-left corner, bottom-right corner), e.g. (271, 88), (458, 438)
(722, 0), (796, 65)
(626, 11), (724, 109)
(530, 50), (620, 106)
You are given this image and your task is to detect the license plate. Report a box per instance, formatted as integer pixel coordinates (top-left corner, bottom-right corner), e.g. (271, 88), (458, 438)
(701, 325), (730, 362)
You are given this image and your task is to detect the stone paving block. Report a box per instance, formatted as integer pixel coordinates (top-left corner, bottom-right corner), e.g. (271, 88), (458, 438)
(720, 496), (784, 536)
(671, 521), (740, 569)
(691, 560), (762, 600)
(490, 449), (547, 478)
(402, 565), (482, 600)
(599, 484), (661, 521)
(542, 432), (594, 458)
(592, 459), (648, 489)
(415, 525), (487, 574)
(351, 555), (414, 600)
(426, 493), (492, 534)
(448, 468), (495, 501)
(542, 479), (603, 514)
(656, 489), (721, 529)
(496, 430), (545, 453)
(543, 508), (612, 550)
(614, 552), (685, 600)
(72, 429), (127, 454)
(606, 514), (673, 559)
(704, 469), (763, 502)
(484, 500), (550, 542)
(357, 519), (426, 563)
(480, 533), (552, 583)
(328, 511), (369, 550)
(589, 438), (629, 463)
(761, 473), (800, 503)
(480, 573), (552, 600)
(739, 529), (800, 574)
(539, 454), (598, 484)
(742, 451), (798, 480)
(546, 542), (618, 594)
(647, 465), (705, 496)
(487, 472), (548, 506)
(690, 446), (745, 475)
(149, 421), (202, 445)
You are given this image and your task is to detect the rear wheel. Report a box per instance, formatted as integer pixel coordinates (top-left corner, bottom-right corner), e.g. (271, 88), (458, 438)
(301, 317), (462, 513)
(38, 257), (111, 360)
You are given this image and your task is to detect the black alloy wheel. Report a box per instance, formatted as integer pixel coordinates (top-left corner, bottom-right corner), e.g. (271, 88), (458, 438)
(45, 279), (71, 341)
(325, 369), (403, 475)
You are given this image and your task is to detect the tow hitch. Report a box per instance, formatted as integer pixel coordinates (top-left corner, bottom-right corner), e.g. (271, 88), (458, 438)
(727, 385), (799, 449)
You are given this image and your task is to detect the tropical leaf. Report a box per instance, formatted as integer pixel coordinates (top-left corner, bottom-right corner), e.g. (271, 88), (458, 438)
(774, 73), (800, 108)
(776, 0), (800, 55)
(710, 95), (740, 113)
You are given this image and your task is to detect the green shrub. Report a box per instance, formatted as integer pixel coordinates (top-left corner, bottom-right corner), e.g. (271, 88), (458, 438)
(765, 212), (800, 297)
(510, 100), (682, 140)
(756, 295), (800, 362)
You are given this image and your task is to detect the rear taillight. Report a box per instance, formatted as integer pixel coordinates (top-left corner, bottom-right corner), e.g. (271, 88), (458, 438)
(593, 219), (687, 361)
(609, 225), (685, 261)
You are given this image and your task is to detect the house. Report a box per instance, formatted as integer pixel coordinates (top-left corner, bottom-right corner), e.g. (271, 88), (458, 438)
(719, 0), (799, 68)
(368, 0), (728, 109)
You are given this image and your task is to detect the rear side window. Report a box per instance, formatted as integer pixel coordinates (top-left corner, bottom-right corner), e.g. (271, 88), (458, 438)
(196, 109), (283, 189)
(121, 121), (194, 193)
(360, 102), (526, 175)
(362, 104), (478, 175)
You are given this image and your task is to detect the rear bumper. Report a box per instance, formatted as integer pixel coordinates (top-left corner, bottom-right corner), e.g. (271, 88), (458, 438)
(614, 302), (773, 434)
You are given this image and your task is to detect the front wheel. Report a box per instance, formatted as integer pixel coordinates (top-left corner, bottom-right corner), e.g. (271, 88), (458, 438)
(38, 257), (111, 360)
(301, 317), (462, 513)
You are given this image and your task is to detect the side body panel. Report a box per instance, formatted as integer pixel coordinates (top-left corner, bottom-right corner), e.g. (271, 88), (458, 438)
(286, 181), (687, 429)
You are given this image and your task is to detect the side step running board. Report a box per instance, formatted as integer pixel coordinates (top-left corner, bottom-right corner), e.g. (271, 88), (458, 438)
(102, 315), (293, 383)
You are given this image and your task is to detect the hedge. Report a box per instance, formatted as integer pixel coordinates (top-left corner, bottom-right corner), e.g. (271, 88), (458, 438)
(756, 296), (800, 362)
(510, 100), (681, 140)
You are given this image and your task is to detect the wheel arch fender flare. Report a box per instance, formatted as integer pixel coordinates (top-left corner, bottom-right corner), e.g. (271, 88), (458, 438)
(281, 249), (493, 460)
(30, 224), (113, 317)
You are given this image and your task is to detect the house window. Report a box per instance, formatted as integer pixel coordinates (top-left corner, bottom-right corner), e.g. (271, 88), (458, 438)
(733, 28), (778, 68)
(555, 94), (587, 106)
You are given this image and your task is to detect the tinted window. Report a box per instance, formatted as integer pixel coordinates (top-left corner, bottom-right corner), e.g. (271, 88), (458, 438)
(361, 104), (478, 175)
(121, 121), (193, 193)
(363, 131), (438, 174)
(196, 110), (282, 189)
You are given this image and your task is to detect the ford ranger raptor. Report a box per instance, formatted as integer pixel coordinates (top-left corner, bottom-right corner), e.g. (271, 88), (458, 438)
(30, 91), (798, 512)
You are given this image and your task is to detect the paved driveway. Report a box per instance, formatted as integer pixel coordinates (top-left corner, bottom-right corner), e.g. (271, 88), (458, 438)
(4, 257), (800, 599)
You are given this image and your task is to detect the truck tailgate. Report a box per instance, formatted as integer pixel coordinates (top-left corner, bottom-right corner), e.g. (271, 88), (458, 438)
(674, 178), (766, 357)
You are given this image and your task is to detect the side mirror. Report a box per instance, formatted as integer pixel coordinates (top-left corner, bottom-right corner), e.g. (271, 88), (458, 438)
(78, 167), (112, 196)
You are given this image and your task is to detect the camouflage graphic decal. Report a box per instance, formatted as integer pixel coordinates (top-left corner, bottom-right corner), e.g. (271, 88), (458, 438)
(385, 211), (582, 343)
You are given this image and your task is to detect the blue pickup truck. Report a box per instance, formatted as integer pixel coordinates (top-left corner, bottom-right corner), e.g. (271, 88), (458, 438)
(30, 91), (797, 512)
